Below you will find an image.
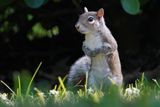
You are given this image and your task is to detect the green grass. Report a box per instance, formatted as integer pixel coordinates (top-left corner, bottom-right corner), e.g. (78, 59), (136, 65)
(0, 63), (160, 107)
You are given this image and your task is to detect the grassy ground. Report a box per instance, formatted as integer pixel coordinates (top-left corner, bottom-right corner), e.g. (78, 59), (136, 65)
(0, 62), (160, 107)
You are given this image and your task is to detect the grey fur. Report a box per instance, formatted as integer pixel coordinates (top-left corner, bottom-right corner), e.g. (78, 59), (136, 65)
(68, 56), (91, 86)
(82, 44), (101, 57)
(68, 8), (123, 89)
(84, 7), (88, 13)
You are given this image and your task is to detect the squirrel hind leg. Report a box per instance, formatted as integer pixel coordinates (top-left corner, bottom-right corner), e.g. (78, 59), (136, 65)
(111, 75), (123, 86)
(67, 56), (91, 88)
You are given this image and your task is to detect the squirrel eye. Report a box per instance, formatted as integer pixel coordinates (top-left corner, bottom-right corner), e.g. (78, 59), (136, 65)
(87, 16), (94, 24)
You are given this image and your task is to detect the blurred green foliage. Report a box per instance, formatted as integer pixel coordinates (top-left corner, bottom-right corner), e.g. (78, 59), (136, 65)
(24, 0), (47, 8)
(0, 0), (11, 7)
(22, 0), (151, 15)
(28, 22), (59, 40)
(0, 0), (61, 41)
(120, 0), (150, 15)
(121, 0), (141, 15)
(0, 0), (154, 42)
(0, 7), (15, 33)
(13, 71), (32, 95)
(1, 72), (160, 107)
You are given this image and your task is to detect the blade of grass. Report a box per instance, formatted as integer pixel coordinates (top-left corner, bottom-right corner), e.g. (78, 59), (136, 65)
(54, 84), (57, 90)
(141, 73), (144, 83)
(25, 61), (42, 96)
(152, 79), (160, 89)
(58, 76), (66, 95)
(34, 88), (45, 105)
(57, 75), (67, 91)
(1, 80), (16, 96)
(84, 71), (88, 94)
(17, 76), (21, 96)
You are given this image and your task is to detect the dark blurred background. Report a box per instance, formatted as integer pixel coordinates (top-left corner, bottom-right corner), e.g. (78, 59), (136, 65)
(0, 0), (160, 92)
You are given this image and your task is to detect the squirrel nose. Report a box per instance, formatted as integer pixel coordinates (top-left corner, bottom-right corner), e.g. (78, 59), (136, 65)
(75, 23), (80, 29)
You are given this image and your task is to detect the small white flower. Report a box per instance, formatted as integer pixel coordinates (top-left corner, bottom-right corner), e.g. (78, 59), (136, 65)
(49, 90), (59, 95)
(132, 87), (140, 96)
(87, 87), (94, 94)
(0, 93), (8, 100)
(0, 93), (14, 106)
(124, 87), (140, 100)
(38, 91), (45, 97)
(125, 88), (133, 96)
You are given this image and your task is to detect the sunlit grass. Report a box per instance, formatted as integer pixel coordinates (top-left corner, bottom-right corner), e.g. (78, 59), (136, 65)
(0, 63), (160, 107)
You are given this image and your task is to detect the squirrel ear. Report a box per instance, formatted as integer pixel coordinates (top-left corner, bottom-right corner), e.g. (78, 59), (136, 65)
(84, 7), (88, 13)
(97, 8), (104, 17)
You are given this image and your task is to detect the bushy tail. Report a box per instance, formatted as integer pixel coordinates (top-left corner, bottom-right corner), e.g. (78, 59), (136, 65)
(67, 56), (91, 87)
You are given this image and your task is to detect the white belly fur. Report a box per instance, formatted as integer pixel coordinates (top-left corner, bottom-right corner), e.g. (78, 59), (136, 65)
(84, 34), (103, 50)
(84, 34), (111, 86)
(89, 54), (111, 88)
(84, 34), (110, 72)
(91, 54), (110, 78)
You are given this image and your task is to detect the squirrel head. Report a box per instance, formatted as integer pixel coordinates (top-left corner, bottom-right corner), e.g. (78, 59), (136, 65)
(75, 7), (105, 34)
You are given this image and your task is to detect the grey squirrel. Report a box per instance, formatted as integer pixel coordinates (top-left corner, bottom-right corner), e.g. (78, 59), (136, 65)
(68, 7), (123, 89)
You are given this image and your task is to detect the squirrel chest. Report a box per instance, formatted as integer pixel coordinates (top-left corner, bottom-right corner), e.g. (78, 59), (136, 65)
(84, 33), (111, 78)
(84, 33), (103, 50)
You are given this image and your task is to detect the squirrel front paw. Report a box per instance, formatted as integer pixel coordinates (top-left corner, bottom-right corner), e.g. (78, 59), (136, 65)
(82, 45), (94, 57)
(101, 43), (112, 55)
(82, 45), (100, 57)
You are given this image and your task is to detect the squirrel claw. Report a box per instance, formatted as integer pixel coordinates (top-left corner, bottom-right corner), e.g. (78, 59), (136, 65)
(82, 45), (92, 56)
(101, 43), (112, 54)
(82, 45), (99, 57)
